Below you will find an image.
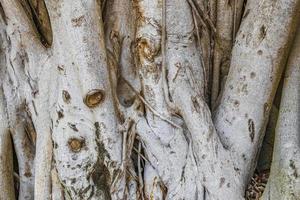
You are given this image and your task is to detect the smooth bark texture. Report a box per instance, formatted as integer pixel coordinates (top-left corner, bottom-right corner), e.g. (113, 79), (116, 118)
(262, 24), (300, 200)
(214, 0), (300, 186)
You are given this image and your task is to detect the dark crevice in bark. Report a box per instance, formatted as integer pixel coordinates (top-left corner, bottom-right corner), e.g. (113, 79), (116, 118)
(94, 122), (112, 199)
(17, 0), (53, 47)
(12, 133), (20, 199)
(246, 69), (284, 200)
(0, 2), (7, 25)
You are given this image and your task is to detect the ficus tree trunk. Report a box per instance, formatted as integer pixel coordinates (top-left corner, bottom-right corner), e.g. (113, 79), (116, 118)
(0, 0), (299, 200)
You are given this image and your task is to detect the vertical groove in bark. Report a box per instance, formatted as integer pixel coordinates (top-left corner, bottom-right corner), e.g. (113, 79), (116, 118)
(211, 0), (245, 108)
(0, 90), (15, 200)
(191, 0), (217, 104)
(17, 0), (53, 47)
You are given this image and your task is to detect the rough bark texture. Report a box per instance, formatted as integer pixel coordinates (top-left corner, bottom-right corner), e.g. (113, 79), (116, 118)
(0, 0), (299, 200)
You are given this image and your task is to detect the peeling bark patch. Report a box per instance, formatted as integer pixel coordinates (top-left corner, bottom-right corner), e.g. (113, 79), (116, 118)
(84, 89), (105, 108)
(18, 0), (53, 46)
(92, 124), (112, 199)
(243, 9), (250, 19)
(234, 167), (240, 172)
(140, 62), (161, 82)
(144, 85), (156, 107)
(289, 160), (298, 178)
(24, 118), (37, 146)
(263, 103), (269, 117)
(191, 96), (201, 113)
(233, 100), (240, 107)
(68, 123), (78, 132)
(137, 38), (160, 62)
(57, 110), (64, 119)
(259, 25), (267, 40)
(242, 154), (247, 161)
(68, 138), (85, 152)
(24, 162), (32, 177)
(62, 90), (71, 103)
(71, 15), (85, 27)
(237, 83), (249, 95)
(57, 65), (65, 72)
(257, 50), (263, 55)
(94, 122), (110, 160)
(91, 162), (111, 199)
(219, 177), (225, 188)
(0, 3), (7, 25)
(248, 119), (255, 142)
(53, 142), (58, 149)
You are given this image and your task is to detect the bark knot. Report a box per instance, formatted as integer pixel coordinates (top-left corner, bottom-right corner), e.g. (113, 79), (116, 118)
(68, 138), (85, 152)
(84, 89), (105, 108)
(62, 90), (71, 104)
(71, 15), (85, 27)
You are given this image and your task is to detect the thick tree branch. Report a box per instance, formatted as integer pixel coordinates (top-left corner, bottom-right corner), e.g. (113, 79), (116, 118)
(214, 0), (300, 186)
(262, 23), (300, 200)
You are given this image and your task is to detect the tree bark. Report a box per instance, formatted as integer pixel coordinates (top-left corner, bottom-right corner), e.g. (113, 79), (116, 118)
(0, 0), (299, 200)
(262, 22), (300, 200)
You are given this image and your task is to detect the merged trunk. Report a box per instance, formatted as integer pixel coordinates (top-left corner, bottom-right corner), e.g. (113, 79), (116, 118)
(0, 0), (299, 200)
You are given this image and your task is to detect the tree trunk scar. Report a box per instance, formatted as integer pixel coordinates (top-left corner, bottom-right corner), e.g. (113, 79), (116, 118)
(248, 119), (255, 142)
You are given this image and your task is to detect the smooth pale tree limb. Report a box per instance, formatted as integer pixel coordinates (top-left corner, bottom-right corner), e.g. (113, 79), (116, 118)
(45, 0), (124, 199)
(262, 23), (300, 200)
(214, 0), (300, 186)
(33, 78), (53, 200)
(0, 1), (54, 199)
